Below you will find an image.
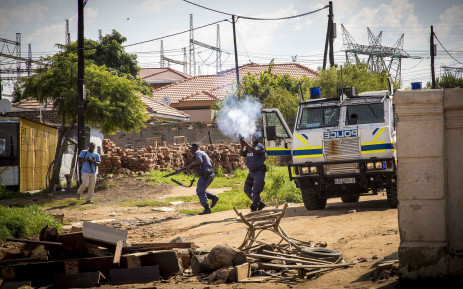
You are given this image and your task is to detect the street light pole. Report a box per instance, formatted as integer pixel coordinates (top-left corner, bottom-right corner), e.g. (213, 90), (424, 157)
(232, 15), (240, 90)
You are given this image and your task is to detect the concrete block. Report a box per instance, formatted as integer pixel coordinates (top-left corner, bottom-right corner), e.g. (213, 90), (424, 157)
(396, 120), (444, 158)
(397, 158), (445, 200)
(399, 245), (447, 280)
(398, 200), (446, 242)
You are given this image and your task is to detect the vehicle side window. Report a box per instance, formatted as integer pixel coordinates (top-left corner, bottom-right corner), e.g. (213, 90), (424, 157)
(297, 107), (339, 129)
(345, 104), (384, 125)
(265, 112), (290, 138)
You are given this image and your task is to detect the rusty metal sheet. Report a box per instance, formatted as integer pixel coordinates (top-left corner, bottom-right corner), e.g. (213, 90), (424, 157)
(110, 266), (160, 285)
(54, 272), (105, 288)
(0, 281), (32, 289)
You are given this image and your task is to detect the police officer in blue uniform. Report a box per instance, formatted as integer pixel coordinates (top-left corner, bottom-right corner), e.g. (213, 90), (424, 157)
(185, 142), (219, 215)
(241, 132), (266, 212)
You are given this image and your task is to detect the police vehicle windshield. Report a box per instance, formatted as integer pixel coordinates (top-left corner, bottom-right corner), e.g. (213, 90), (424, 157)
(297, 106), (340, 130)
(345, 103), (384, 125)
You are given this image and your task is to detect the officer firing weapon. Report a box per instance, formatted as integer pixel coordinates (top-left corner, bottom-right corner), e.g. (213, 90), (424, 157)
(163, 167), (196, 188)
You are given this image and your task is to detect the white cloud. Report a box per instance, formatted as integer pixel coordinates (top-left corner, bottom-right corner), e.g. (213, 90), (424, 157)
(138, 0), (176, 14)
(0, 3), (48, 34)
(437, 5), (463, 43)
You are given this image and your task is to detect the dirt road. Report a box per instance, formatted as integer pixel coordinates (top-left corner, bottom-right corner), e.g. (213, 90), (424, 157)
(36, 176), (399, 289)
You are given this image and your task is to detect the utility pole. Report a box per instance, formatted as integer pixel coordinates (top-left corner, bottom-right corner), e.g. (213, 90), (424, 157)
(232, 15), (240, 88)
(430, 25), (436, 89)
(16, 33), (21, 79)
(323, 1), (334, 70)
(77, 0), (87, 155)
(160, 40), (164, 67)
(27, 44), (32, 77)
(216, 24), (221, 73)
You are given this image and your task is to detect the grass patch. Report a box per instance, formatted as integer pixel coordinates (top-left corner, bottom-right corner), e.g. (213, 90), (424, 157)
(97, 182), (116, 190)
(262, 166), (302, 203)
(164, 195), (197, 203)
(118, 199), (168, 207)
(0, 205), (62, 241)
(142, 168), (247, 190)
(37, 198), (87, 209)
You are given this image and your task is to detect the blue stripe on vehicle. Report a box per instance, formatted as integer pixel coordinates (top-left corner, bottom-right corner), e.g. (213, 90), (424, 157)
(302, 134), (309, 140)
(293, 149), (323, 156)
(361, 143), (394, 151)
(266, 149), (292, 156)
(372, 128), (379, 135)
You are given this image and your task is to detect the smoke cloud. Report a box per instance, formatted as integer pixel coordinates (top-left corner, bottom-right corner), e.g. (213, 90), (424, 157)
(216, 95), (262, 141)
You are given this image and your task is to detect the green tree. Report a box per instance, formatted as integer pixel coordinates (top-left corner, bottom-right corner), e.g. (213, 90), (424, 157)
(426, 74), (463, 88)
(234, 62), (397, 129)
(22, 34), (150, 192)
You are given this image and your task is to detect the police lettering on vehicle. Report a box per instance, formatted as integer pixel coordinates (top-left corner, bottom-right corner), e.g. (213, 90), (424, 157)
(323, 129), (358, 139)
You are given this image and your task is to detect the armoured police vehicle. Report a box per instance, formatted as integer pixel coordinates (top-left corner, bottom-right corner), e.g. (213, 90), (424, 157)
(262, 84), (397, 210)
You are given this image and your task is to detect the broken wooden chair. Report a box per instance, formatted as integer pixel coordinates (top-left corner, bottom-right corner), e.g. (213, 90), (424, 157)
(233, 203), (308, 253)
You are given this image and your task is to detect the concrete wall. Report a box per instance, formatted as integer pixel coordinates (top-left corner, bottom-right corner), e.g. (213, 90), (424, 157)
(395, 88), (463, 280)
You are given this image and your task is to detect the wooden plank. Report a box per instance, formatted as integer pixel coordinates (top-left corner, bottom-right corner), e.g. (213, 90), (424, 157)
(5, 238), (62, 246)
(239, 276), (271, 283)
(235, 262), (250, 282)
(110, 266), (160, 285)
(113, 240), (123, 267)
(0, 281), (32, 289)
(54, 272), (105, 288)
(82, 221), (127, 246)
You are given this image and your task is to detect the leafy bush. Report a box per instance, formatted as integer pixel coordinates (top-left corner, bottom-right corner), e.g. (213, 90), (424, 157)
(261, 166), (302, 204)
(0, 205), (62, 241)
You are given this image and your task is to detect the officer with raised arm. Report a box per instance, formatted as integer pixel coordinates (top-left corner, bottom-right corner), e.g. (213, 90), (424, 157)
(240, 132), (267, 212)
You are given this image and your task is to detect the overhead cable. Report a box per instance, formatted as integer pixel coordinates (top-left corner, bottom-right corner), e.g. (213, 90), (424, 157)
(123, 19), (228, 48)
(181, 0), (328, 20)
(434, 34), (463, 66)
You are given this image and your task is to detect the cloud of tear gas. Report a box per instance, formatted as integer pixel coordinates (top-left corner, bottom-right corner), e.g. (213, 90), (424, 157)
(216, 95), (262, 141)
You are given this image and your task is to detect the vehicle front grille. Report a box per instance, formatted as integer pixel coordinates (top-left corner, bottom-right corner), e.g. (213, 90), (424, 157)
(323, 138), (360, 175)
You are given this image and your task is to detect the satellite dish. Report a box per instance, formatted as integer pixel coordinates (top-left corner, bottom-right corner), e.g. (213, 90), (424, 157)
(161, 96), (171, 106)
(0, 99), (12, 113)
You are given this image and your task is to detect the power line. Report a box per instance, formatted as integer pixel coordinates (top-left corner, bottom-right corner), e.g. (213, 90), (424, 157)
(123, 19), (228, 48)
(434, 34), (463, 66)
(181, 0), (328, 21)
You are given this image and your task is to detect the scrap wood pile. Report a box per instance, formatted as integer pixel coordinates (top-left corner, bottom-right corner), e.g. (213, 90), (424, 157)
(99, 139), (245, 174)
(0, 221), (196, 288)
(189, 204), (352, 285)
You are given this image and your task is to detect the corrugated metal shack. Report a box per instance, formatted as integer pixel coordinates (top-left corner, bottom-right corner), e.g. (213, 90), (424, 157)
(0, 117), (58, 192)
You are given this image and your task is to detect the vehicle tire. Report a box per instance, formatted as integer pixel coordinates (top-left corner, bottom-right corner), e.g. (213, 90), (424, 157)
(300, 247), (342, 262)
(386, 184), (398, 208)
(301, 188), (327, 210)
(341, 195), (360, 203)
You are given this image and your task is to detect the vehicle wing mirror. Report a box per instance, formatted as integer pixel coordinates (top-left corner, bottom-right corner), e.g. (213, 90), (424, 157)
(266, 126), (277, 141)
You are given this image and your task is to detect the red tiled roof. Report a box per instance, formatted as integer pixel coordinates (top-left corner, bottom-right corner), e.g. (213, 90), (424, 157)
(11, 98), (54, 111)
(152, 63), (318, 105)
(140, 94), (189, 120)
(139, 68), (191, 83)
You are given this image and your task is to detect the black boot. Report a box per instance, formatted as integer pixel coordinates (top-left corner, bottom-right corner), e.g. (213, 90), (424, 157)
(250, 205), (258, 212)
(257, 202), (266, 211)
(210, 195), (219, 208)
(199, 204), (211, 215)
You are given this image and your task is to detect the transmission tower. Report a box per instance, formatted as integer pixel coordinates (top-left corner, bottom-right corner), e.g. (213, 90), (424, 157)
(66, 19), (71, 45)
(189, 14), (195, 76)
(161, 41), (188, 73)
(27, 44), (32, 76)
(341, 24), (415, 82)
(98, 29), (102, 40)
(442, 66), (463, 79)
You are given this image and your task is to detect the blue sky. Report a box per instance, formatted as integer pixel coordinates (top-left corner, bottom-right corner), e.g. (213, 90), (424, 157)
(1, 0), (463, 95)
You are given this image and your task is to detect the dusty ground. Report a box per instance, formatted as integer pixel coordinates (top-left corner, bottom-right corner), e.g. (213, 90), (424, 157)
(6, 176), (400, 288)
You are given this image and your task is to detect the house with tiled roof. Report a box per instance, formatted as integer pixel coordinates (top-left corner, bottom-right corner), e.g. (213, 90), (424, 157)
(139, 67), (192, 90)
(152, 63), (319, 122)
